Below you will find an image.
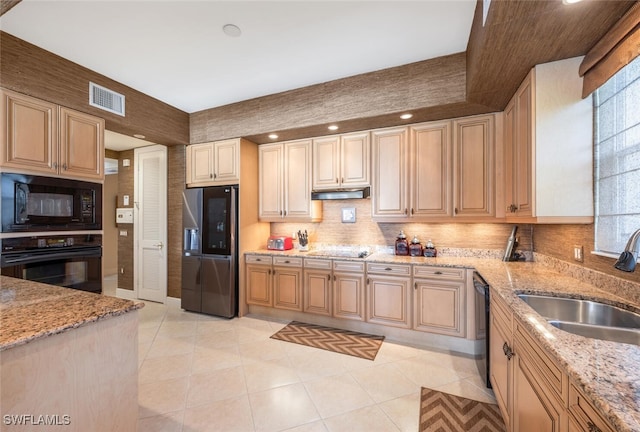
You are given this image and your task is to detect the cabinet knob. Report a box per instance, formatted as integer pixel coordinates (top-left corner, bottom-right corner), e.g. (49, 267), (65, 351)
(279, 210), (283, 216)
(336, 178), (339, 183)
(404, 208), (408, 215)
(214, 173), (217, 179)
(62, 163), (67, 170)
(454, 207), (459, 215)
(414, 282), (417, 290)
(210, 173), (213, 178)
(341, 177), (344, 183)
(434, 271), (443, 275)
(327, 274), (331, 281)
(283, 210), (287, 216)
(502, 342), (514, 360)
(411, 208), (414, 215)
(53, 162), (58, 169)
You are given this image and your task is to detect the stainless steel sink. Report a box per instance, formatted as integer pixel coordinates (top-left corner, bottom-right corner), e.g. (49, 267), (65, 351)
(548, 321), (640, 346)
(517, 294), (640, 345)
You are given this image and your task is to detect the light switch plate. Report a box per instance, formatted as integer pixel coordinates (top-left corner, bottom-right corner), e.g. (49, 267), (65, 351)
(341, 207), (356, 223)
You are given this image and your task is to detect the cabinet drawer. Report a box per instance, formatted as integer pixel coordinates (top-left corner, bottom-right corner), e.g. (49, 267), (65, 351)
(304, 258), (332, 269)
(515, 321), (567, 404)
(366, 263), (411, 276)
(246, 255), (273, 265)
(333, 260), (366, 273)
(568, 384), (614, 432)
(413, 265), (465, 281)
(273, 256), (303, 267)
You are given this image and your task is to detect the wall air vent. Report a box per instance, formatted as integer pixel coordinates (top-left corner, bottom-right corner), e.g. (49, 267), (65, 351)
(89, 82), (125, 116)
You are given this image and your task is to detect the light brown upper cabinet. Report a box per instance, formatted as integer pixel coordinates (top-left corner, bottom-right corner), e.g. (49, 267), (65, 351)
(1, 88), (104, 181)
(504, 57), (593, 223)
(186, 139), (240, 187)
(371, 126), (409, 219)
(372, 116), (497, 222)
(312, 131), (370, 190)
(258, 139), (322, 222)
(453, 114), (496, 219)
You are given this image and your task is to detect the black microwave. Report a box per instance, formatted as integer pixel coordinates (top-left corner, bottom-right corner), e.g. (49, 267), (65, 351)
(1, 173), (102, 232)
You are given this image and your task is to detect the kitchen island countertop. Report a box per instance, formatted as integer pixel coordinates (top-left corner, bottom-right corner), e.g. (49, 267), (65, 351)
(245, 248), (640, 431)
(0, 275), (144, 351)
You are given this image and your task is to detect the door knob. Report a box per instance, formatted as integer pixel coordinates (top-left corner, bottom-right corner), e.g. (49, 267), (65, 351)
(154, 242), (164, 249)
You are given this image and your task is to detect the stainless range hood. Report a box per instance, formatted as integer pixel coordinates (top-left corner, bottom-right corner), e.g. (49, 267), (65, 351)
(311, 187), (370, 200)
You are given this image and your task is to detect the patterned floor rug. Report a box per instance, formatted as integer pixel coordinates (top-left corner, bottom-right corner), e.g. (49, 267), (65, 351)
(270, 321), (384, 360)
(419, 387), (506, 432)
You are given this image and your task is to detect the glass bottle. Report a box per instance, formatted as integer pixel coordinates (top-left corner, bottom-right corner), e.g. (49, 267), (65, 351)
(409, 235), (423, 257)
(424, 239), (437, 257)
(395, 230), (409, 256)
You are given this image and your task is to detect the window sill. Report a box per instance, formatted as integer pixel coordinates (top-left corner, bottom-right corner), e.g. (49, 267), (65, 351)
(590, 250), (620, 259)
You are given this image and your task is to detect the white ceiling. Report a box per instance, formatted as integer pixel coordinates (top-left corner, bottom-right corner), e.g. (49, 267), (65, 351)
(0, 0), (477, 115)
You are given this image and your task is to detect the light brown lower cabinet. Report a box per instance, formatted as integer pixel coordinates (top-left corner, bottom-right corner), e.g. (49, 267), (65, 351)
(246, 256), (273, 307)
(491, 290), (616, 432)
(303, 258), (332, 316)
(332, 260), (366, 321)
(413, 265), (466, 336)
(366, 263), (411, 328)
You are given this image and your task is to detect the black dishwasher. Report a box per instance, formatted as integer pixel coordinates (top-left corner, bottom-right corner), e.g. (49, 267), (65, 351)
(473, 271), (491, 388)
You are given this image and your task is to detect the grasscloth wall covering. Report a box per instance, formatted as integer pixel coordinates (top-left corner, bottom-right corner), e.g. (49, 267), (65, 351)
(533, 224), (640, 285)
(117, 150), (135, 291)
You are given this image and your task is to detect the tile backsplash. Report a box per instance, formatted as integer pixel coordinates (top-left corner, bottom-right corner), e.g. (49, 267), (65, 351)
(271, 199), (532, 253)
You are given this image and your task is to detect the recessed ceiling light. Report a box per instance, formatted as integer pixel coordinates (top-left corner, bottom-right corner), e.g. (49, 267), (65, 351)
(133, 134), (145, 139)
(268, 134), (279, 140)
(400, 113), (413, 120)
(328, 125), (339, 131)
(223, 24), (242, 37)
(562, 0), (582, 4)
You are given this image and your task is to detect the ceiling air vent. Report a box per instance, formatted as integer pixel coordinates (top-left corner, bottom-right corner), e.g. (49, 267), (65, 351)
(89, 82), (125, 116)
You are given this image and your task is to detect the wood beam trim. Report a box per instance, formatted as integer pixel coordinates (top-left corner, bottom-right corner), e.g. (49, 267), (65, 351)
(580, 2), (640, 97)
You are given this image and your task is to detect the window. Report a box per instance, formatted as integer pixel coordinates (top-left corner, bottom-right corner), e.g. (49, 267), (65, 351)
(594, 55), (640, 255)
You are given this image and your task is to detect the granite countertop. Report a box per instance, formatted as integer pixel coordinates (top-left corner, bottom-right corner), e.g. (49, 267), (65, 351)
(0, 276), (144, 351)
(245, 248), (640, 431)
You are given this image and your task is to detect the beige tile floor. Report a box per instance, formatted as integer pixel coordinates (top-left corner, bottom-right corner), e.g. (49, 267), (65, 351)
(103, 277), (496, 432)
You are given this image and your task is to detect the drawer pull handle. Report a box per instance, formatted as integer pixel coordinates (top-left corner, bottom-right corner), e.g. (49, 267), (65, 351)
(284, 260), (290, 264)
(385, 267), (392, 271)
(327, 274), (331, 281)
(256, 258), (262, 262)
(502, 342), (514, 360)
(434, 271), (443, 275)
(587, 421), (601, 432)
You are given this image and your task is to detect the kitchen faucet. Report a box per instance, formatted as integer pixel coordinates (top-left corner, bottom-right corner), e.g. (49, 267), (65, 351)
(614, 229), (640, 272)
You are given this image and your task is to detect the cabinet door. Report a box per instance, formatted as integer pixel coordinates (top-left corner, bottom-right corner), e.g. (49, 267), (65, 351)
(213, 139), (239, 183)
(333, 272), (365, 321)
(414, 279), (464, 336)
(304, 269), (332, 316)
(410, 121), (452, 217)
(490, 300), (513, 430)
(504, 99), (517, 214)
(259, 143), (284, 220)
(312, 136), (340, 190)
(273, 266), (303, 311)
(246, 264), (272, 306)
(0, 89), (58, 174)
(187, 142), (215, 184)
(367, 275), (411, 328)
(512, 351), (564, 432)
(514, 76), (533, 217)
(453, 115), (494, 218)
(341, 132), (370, 187)
(59, 107), (104, 180)
(284, 140), (312, 218)
(372, 127), (409, 218)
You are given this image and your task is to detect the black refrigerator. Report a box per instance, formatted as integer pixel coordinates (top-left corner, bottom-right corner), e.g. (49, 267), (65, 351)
(181, 186), (238, 318)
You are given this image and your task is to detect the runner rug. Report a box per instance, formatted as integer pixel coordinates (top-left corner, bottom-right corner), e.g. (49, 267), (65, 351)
(270, 321), (384, 360)
(419, 387), (506, 432)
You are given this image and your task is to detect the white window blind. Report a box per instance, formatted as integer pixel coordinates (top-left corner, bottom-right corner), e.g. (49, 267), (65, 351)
(594, 55), (640, 255)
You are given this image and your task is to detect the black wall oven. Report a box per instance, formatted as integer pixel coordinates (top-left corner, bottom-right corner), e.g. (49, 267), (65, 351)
(1, 173), (102, 233)
(1, 234), (102, 294)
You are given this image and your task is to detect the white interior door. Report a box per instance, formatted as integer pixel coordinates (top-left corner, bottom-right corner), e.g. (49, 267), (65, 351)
(135, 145), (167, 303)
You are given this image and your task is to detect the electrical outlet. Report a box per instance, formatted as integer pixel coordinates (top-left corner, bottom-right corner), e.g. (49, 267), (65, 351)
(573, 245), (584, 262)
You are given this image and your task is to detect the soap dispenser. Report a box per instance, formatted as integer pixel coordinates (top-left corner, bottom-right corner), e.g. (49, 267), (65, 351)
(395, 231), (409, 256)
